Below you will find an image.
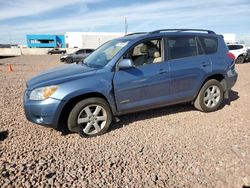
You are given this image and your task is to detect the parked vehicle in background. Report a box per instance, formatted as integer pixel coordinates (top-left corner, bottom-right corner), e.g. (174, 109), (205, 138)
(244, 48), (250, 62)
(227, 44), (247, 64)
(48, 48), (66, 55)
(60, 49), (94, 64)
(24, 29), (238, 137)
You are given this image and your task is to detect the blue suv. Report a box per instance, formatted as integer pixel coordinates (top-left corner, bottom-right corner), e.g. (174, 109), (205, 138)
(24, 29), (238, 137)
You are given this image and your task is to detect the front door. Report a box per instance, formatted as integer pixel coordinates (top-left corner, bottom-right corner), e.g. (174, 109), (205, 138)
(113, 38), (171, 114)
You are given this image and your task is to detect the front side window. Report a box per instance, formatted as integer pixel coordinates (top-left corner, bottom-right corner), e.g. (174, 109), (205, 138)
(123, 38), (163, 67)
(76, 50), (85, 54)
(167, 36), (198, 60)
(84, 39), (130, 68)
(86, 49), (94, 53)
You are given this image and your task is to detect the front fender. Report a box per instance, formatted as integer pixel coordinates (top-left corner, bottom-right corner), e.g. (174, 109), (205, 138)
(52, 70), (118, 115)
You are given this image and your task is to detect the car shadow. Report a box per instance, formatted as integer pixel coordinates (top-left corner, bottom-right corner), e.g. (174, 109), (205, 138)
(220, 90), (239, 108)
(0, 56), (16, 60)
(110, 89), (239, 132)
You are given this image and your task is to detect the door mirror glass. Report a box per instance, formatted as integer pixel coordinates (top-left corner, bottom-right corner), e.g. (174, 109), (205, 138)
(119, 59), (134, 69)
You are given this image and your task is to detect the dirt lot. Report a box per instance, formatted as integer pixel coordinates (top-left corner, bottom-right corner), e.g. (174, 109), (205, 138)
(0, 55), (250, 187)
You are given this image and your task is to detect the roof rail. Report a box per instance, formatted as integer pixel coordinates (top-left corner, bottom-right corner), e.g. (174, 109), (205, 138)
(125, 32), (147, 36)
(150, 29), (216, 34)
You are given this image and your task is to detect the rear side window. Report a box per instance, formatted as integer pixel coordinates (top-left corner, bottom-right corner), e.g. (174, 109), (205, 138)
(199, 36), (218, 54)
(167, 36), (198, 60)
(228, 45), (243, 50)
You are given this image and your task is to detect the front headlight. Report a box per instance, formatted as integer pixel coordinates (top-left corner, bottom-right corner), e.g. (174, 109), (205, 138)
(29, 85), (58, 100)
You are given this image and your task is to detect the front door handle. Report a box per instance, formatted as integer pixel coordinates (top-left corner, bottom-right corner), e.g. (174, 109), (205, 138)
(158, 69), (168, 74)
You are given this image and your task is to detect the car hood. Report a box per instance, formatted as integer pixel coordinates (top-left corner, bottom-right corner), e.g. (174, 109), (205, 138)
(27, 64), (97, 90)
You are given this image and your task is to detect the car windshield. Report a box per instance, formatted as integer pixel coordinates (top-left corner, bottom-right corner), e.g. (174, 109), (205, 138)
(83, 39), (130, 68)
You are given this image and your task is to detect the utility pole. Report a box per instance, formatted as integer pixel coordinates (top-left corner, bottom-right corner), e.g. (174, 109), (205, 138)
(125, 17), (128, 35)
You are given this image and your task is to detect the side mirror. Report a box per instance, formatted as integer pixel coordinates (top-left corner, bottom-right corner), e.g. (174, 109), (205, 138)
(119, 59), (134, 69)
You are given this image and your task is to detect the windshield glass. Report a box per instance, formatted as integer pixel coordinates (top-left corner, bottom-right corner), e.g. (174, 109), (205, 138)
(83, 39), (130, 68)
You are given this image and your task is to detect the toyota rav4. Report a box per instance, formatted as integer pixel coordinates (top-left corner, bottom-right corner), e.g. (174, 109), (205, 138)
(24, 29), (238, 137)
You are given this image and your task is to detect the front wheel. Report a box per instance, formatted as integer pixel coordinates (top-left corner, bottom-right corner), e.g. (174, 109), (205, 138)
(194, 79), (224, 112)
(65, 57), (73, 64)
(67, 98), (112, 137)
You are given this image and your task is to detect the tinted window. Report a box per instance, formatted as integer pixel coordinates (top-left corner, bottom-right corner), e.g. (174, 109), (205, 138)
(86, 49), (94, 53)
(167, 36), (198, 60)
(199, 36), (218, 54)
(77, 50), (85, 54)
(228, 45), (243, 50)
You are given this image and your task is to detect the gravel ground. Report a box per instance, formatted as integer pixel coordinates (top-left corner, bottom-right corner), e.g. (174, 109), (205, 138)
(0, 55), (250, 187)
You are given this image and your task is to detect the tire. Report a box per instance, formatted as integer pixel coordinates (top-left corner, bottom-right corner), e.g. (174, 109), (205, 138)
(236, 55), (244, 64)
(67, 98), (112, 137)
(194, 79), (224, 112)
(65, 57), (73, 64)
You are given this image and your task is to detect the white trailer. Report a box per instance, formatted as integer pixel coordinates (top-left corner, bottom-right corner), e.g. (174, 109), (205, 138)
(65, 32), (124, 49)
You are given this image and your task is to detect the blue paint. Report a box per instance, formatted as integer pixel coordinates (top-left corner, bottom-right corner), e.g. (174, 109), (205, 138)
(26, 34), (65, 48)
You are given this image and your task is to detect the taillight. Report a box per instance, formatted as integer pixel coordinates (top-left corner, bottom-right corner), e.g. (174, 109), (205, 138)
(227, 52), (235, 60)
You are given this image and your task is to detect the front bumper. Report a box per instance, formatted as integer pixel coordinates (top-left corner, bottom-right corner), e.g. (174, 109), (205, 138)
(60, 57), (66, 62)
(23, 90), (66, 129)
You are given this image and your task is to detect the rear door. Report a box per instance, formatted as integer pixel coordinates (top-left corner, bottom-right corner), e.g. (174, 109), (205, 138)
(166, 35), (211, 102)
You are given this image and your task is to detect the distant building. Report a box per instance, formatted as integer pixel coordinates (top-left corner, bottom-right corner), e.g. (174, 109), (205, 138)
(0, 44), (18, 48)
(26, 34), (65, 48)
(65, 32), (124, 49)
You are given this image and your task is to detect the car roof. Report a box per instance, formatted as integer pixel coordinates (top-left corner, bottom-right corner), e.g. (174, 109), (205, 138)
(119, 29), (218, 41)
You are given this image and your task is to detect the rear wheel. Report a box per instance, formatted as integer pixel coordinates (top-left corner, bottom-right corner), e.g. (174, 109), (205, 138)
(236, 55), (244, 64)
(67, 98), (112, 137)
(194, 79), (224, 112)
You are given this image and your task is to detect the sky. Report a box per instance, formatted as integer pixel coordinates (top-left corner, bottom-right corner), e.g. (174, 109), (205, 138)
(0, 0), (250, 45)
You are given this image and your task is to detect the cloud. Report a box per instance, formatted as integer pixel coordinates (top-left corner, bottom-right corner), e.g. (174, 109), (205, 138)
(0, 0), (100, 21)
(0, 0), (249, 44)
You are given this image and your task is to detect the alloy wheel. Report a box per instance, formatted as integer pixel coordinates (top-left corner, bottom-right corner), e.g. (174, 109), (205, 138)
(203, 85), (221, 108)
(77, 105), (107, 135)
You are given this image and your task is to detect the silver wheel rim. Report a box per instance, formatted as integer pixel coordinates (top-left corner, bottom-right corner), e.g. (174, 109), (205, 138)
(204, 85), (221, 108)
(77, 105), (107, 135)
